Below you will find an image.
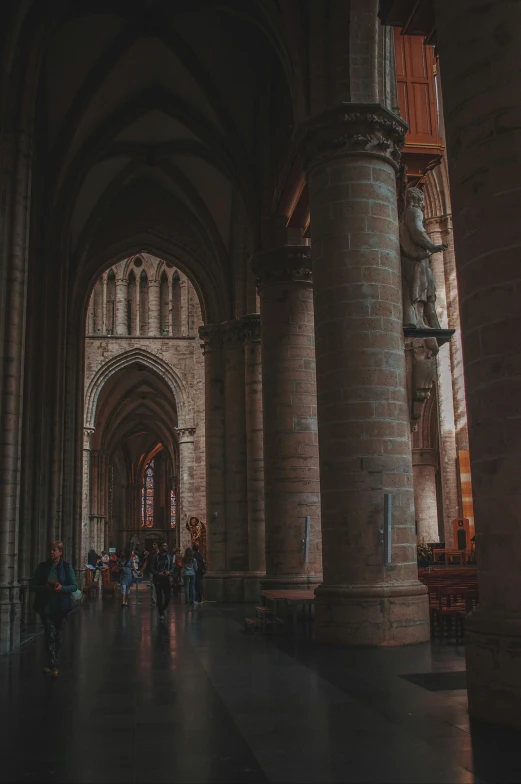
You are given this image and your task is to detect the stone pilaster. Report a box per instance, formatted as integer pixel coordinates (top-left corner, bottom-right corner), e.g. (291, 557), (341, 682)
(176, 426), (196, 551)
(221, 320), (249, 598)
(299, 103), (429, 644)
(251, 246), (322, 590)
(148, 280), (161, 336)
(412, 449), (439, 543)
(115, 278), (128, 336)
(240, 314), (266, 594)
(435, 0), (521, 729)
(0, 128), (33, 654)
(199, 324), (226, 600)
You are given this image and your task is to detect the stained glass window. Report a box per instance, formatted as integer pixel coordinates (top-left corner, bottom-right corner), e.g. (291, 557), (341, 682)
(141, 460), (154, 527)
(170, 489), (176, 528)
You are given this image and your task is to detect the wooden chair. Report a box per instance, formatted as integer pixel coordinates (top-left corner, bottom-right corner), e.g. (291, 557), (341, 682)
(437, 587), (466, 643)
(83, 568), (99, 599)
(101, 567), (118, 598)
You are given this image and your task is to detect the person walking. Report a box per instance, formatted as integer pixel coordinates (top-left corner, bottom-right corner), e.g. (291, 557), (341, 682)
(143, 541), (159, 606)
(192, 543), (206, 604)
(182, 547), (198, 606)
(151, 541), (173, 620)
(172, 547), (183, 596)
(30, 541), (78, 678)
(118, 549), (138, 607)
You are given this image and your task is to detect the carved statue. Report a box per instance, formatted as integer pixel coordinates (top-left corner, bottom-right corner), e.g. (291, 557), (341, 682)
(400, 187), (448, 329)
(186, 516), (207, 559)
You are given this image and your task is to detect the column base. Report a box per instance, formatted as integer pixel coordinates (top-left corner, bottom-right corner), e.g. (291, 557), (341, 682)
(314, 581), (429, 646)
(0, 585), (22, 655)
(465, 607), (521, 730)
(204, 572), (266, 603)
(260, 574), (323, 591)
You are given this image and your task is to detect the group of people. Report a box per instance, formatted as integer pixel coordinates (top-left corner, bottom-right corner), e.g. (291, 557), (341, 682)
(94, 541), (206, 619)
(137, 541), (205, 619)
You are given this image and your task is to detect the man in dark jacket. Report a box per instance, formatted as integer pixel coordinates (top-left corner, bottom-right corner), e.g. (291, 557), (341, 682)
(30, 540), (78, 677)
(193, 543), (206, 604)
(150, 541), (173, 620)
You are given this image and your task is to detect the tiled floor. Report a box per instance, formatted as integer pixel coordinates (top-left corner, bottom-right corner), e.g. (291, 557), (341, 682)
(1, 592), (520, 783)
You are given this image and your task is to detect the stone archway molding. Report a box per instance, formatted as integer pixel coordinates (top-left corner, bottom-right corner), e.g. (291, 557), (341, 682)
(85, 348), (193, 432)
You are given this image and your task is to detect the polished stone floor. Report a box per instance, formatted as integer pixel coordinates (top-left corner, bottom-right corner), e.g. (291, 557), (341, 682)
(1, 591), (521, 784)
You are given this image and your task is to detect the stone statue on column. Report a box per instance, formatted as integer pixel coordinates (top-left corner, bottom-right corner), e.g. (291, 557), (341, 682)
(400, 187), (448, 329)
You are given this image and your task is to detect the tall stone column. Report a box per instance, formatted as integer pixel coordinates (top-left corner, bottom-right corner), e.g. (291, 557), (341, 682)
(115, 277), (128, 336)
(221, 320), (249, 598)
(199, 325), (226, 600)
(148, 280), (161, 336)
(240, 314), (266, 586)
(251, 247), (322, 590)
(177, 427), (196, 551)
(299, 105), (429, 645)
(82, 430), (95, 569)
(412, 449), (439, 543)
(435, 0), (521, 728)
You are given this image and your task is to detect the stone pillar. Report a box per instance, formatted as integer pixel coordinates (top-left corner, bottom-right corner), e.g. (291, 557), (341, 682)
(115, 277), (128, 336)
(148, 280), (161, 336)
(84, 438), (96, 559)
(251, 246), (322, 590)
(299, 104), (429, 645)
(220, 320), (249, 598)
(435, 0), (521, 729)
(240, 314), (266, 593)
(426, 217), (459, 543)
(93, 282), (103, 334)
(177, 427), (196, 552)
(102, 274), (108, 335)
(181, 279), (189, 336)
(97, 450), (107, 553)
(199, 325), (226, 600)
(135, 277), (141, 336)
(221, 319), (248, 601)
(0, 128), (32, 655)
(412, 449), (439, 543)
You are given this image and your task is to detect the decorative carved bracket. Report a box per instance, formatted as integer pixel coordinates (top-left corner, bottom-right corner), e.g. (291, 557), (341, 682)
(405, 329), (454, 431)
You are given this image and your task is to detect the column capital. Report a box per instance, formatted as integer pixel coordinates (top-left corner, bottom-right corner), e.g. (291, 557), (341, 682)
(148, 279), (160, 288)
(220, 319), (244, 349)
(239, 313), (261, 343)
(251, 245), (312, 292)
(176, 426), (196, 443)
(83, 427), (95, 449)
(297, 102), (407, 175)
(199, 323), (222, 354)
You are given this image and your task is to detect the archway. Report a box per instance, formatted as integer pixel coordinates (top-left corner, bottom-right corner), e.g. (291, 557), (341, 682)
(82, 255), (205, 559)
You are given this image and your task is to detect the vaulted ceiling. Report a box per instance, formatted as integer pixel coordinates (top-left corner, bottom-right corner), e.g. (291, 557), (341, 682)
(4, 0), (300, 322)
(93, 362), (178, 474)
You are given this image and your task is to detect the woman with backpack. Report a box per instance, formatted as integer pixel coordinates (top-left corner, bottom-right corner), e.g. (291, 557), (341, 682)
(182, 547), (198, 606)
(30, 540), (79, 678)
